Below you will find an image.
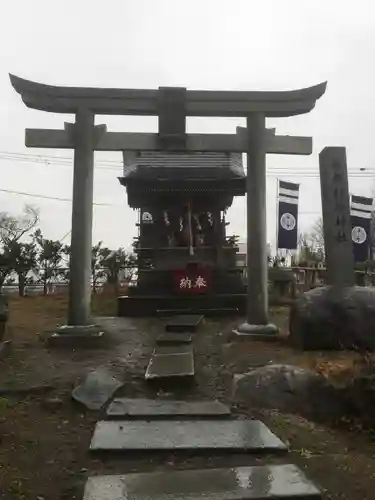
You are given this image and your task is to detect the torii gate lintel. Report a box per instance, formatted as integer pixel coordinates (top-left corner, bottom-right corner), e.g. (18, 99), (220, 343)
(25, 127), (313, 155)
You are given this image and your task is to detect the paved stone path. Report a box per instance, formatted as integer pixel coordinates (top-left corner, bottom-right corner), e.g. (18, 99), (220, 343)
(145, 315), (198, 381)
(82, 315), (323, 499)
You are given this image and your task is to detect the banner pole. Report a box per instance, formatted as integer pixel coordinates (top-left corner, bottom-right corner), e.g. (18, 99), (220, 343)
(276, 178), (279, 256)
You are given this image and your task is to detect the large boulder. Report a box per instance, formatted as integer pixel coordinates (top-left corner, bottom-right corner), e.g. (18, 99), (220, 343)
(233, 364), (343, 421)
(289, 285), (375, 351)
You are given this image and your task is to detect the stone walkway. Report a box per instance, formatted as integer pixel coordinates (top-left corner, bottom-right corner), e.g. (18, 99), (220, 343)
(82, 315), (322, 499)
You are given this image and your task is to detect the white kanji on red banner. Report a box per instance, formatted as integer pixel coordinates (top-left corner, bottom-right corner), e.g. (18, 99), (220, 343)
(179, 275), (207, 290)
(175, 268), (211, 294)
(179, 277), (192, 289)
(194, 276), (207, 288)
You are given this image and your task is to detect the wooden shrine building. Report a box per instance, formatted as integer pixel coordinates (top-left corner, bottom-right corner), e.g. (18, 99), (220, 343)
(119, 151), (246, 315)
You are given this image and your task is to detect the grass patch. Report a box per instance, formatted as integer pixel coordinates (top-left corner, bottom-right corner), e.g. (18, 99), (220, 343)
(6, 289), (117, 342)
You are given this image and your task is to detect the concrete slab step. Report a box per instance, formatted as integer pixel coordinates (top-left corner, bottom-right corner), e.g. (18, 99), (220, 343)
(145, 345), (195, 381)
(106, 398), (231, 419)
(89, 419), (288, 453)
(83, 464), (321, 500)
(145, 354), (195, 381)
(156, 332), (193, 345)
(165, 314), (204, 332)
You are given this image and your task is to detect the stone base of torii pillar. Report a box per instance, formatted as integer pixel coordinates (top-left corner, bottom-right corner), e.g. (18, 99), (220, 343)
(42, 324), (106, 348)
(232, 322), (279, 341)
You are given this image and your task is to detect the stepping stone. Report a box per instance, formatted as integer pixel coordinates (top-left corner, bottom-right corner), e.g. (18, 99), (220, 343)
(153, 344), (193, 355)
(90, 419), (287, 452)
(106, 398), (231, 418)
(165, 314), (203, 332)
(156, 332), (192, 345)
(71, 369), (123, 410)
(145, 347), (195, 381)
(83, 464), (321, 500)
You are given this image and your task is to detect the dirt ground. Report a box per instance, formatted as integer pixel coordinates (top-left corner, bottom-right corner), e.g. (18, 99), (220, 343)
(0, 293), (375, 500)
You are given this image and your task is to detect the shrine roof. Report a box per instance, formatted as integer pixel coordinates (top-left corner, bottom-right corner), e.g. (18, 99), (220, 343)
(121, 152), (245, 181)
(118, 177), (246, 208)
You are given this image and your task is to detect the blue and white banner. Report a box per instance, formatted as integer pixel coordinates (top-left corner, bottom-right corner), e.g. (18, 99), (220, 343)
(350, 195), (373, 262)
(277, 180), (299, 250)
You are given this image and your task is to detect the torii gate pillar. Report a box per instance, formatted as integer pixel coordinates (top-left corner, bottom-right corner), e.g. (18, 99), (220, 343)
(236, 113), (276, 335)
(68, 108), (95, 325)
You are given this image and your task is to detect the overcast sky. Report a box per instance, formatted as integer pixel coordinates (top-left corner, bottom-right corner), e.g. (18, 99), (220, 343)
(1, 0), (374, 252)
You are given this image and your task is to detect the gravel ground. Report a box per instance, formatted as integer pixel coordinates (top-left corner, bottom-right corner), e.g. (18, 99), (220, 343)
(0, 296), (375, 499)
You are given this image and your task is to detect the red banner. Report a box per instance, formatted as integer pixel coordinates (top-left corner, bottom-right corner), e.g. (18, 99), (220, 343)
(174, 268), (211, 294)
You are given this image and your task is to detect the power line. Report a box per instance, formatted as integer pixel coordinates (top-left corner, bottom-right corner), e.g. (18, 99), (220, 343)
(60, 230), (71, 241)
(0, 187), (118, 206)
(0, 181), (369, 207)
(0, 151), (122, 171)
(0, 149), (372, 205)
(0, 149), (374, 177)
(0, 187), (329, 218)
(0, 150), (122, 165)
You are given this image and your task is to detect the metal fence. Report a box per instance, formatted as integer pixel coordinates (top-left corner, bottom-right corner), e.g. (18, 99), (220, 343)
(2, 264), (374, 298)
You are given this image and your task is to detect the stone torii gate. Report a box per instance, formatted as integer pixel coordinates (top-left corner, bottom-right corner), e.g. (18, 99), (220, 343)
(10, 75), (326, 338)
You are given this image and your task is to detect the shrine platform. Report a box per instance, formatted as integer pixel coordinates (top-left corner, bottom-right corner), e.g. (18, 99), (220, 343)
(117, 293), (246, 317)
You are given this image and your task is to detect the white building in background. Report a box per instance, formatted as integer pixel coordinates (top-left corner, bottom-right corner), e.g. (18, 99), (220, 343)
(236, 241), (272, 267)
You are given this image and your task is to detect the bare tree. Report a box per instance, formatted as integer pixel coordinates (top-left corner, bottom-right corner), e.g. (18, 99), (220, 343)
(309, 216), (325, 254)
(0, 205), (40, 289)
(33, 229), (66, 295)
(0, 205), (39, 245)
(297, 216), (325, 265)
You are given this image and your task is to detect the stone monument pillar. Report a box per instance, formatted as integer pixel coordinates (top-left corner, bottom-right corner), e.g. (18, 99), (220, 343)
(288, 147), (375, 351)
(319, 147), (355, 286)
